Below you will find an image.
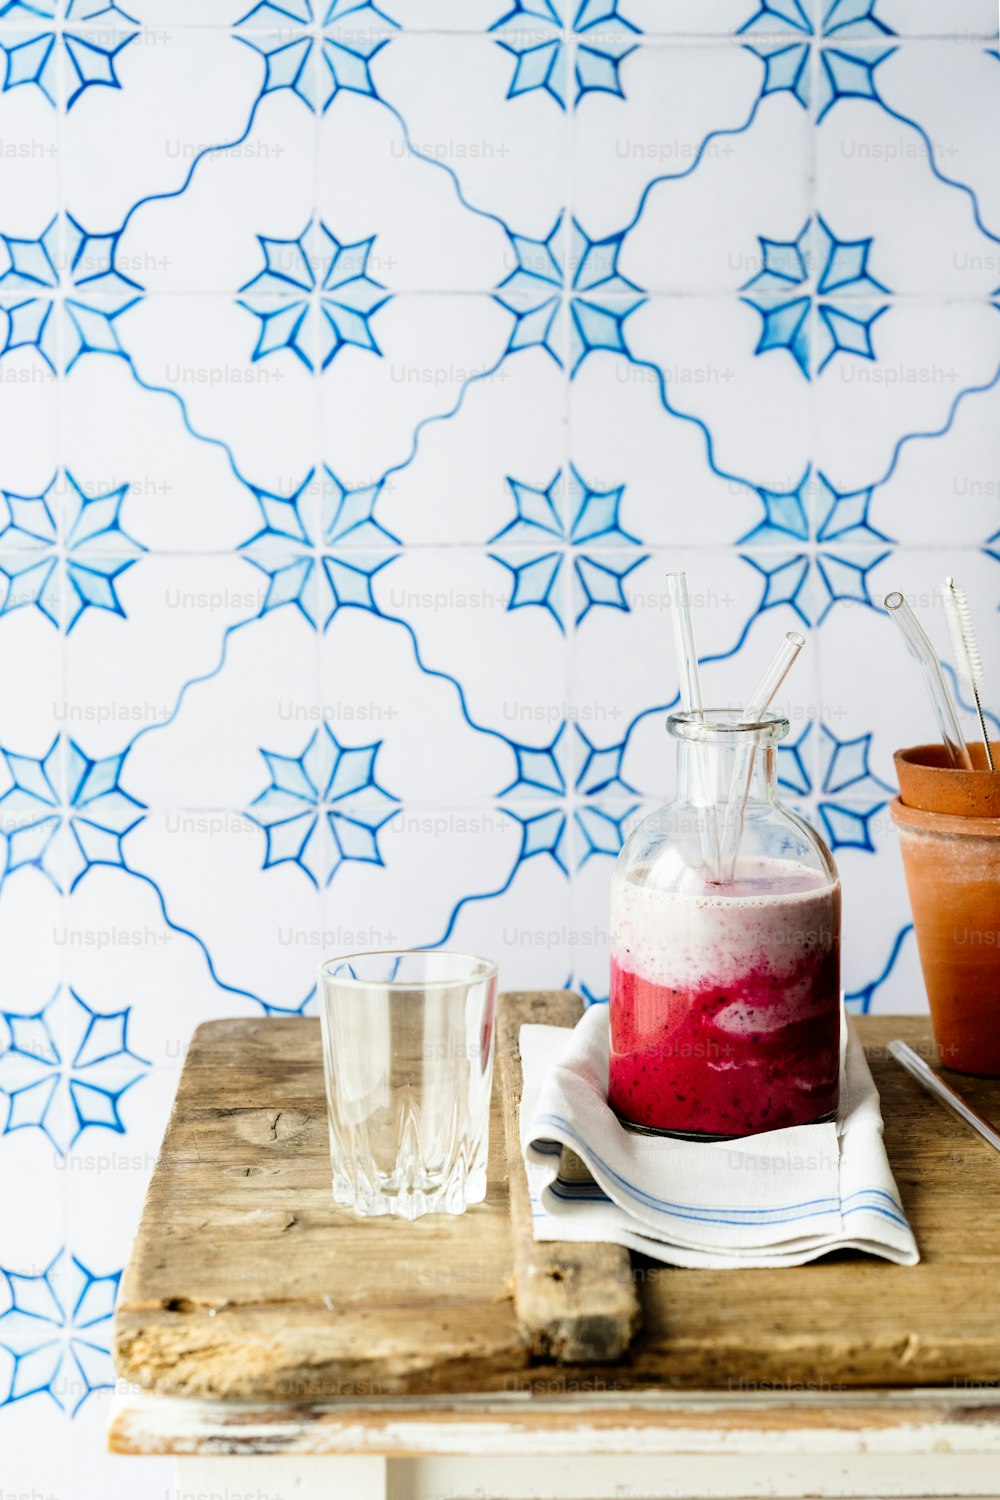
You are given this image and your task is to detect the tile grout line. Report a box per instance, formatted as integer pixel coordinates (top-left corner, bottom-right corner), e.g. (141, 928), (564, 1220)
(9, 23), (996, 42)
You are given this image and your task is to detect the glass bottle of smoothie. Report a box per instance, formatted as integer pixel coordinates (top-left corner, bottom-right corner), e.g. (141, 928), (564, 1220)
(609, 709), (841, 1138)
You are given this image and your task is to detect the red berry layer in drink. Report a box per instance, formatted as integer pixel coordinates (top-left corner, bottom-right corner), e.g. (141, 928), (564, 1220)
(608, 862), (840, 1138)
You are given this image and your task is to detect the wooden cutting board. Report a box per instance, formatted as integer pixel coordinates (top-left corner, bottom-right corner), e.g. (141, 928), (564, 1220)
(495, 991), (640, 1362)
(113, 997), (1000, 1400)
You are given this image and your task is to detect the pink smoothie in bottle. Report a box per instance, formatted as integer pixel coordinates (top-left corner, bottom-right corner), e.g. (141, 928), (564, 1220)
(609, 858), (841, 1137)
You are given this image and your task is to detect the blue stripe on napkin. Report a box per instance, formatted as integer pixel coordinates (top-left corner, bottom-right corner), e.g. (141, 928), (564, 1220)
(533, 1112), (907, 1228)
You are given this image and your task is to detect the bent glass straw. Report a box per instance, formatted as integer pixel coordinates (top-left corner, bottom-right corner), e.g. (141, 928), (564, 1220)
(883, 592), (972, 770)
(665, 571), (718, 876)
(719, 631), (805, 881)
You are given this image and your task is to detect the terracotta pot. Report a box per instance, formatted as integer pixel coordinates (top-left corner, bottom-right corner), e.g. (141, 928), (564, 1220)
(890, 750), (1000, 1075)
(895, 742), (1000, 817)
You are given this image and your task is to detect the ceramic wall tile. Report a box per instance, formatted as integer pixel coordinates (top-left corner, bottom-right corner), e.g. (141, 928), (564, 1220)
(816, 82), (1000, 297)
(391, 1), (502, 29)
(869, 1), (998, 39)
(814, 300), (1000, 488)
(627, 0), (763, 35)
(0, 1), (997, 1472)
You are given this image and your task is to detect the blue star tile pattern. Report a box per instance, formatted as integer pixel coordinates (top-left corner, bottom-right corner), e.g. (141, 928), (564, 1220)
(819, 724), (894, 800)
(813, 472), (892, 546)
(816, 725), (894, 853)
(489, 465), (646, 630)
(239, 217), (390, 371)
(574, 725), (635, 798)
(502, 804), (570, 875)
(501, 728), (568, 799)
(575, 800), (636, 864)
(742, 216), (890, 378)
(778, 720), (813, 797)
(739, 0), (814, 108)
(745, 293), (812, 376)
(739, 469), (810, 547)
(740, 0), (896, 118)
(818, 801), (885, 852)
(739, 466), (894, 549)
(0, 213), (142, 372)
(491, 0), (640, 109)
(0, 1), (138, 109)
(0, 470), (144, 631)
(0, 987), (148, 1155)
(239, 466), (400, 626)
(496, 219), (563, 361)
(742, 548), (891, 627)
(495, 214), (644, 374)
(236, 0), (398, 112)
(0, 736), (145, 893)
(247, 722), (398, 888)
(501, 722), (637, 873)
(567, 218), (645, 370)
(0, 1250), (119, 1414)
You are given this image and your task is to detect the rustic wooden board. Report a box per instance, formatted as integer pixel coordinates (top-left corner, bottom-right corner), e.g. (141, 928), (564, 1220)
(114, 1014), (532, 1401)
(496, 991), (639, 1362)
(114, 1006), (1000, 1399)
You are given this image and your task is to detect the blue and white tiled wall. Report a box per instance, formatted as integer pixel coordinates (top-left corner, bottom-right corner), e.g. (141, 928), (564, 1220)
(0, 0), (999, 1486)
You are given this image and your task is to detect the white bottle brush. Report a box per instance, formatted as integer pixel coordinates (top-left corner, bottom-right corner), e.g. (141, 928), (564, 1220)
(943, 577), (995, 772)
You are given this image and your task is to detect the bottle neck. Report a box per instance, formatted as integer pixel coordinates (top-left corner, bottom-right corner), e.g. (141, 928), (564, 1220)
(675, 736), (778, 807)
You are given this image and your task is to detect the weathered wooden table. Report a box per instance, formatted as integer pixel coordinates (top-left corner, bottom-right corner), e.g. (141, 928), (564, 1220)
(109, 995), (1000, 1499)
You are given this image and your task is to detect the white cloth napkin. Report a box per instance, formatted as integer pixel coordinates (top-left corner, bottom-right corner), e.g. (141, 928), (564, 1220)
(521, 1007), (919, 1268)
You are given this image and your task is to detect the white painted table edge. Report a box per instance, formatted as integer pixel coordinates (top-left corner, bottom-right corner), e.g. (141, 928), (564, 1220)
(109, 1385), (1000, 1457)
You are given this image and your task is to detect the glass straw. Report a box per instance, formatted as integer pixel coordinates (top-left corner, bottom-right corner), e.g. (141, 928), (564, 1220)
(741, 631), (805, 725)
(883, 592), (972, 770)
(666, 571), (705, 720)
(719, 632), (805, 881)
(666, 572), (718, 876)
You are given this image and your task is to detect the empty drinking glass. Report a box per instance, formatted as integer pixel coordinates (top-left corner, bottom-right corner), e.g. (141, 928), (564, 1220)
(318, 950), (498, 1219)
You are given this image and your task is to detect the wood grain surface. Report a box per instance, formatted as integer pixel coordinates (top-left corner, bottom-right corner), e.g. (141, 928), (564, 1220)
(113, 1003), (1000, 1400)
(496, 990), (640, 1362)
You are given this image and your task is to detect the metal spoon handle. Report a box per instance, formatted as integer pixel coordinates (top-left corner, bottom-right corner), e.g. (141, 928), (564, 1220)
(889, 1040), (1000, 1154)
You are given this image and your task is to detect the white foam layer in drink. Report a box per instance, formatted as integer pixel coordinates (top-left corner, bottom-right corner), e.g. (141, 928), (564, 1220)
(611, 858), (839, 998)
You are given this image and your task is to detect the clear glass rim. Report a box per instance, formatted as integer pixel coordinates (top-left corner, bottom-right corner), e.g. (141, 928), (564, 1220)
(668, 708), (789, 743)
(319, 948), (498, 990)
